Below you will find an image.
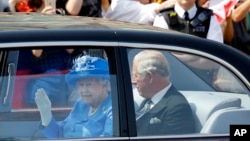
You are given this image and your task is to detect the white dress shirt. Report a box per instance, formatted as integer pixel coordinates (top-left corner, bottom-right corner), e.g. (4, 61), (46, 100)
(153, 3), (223, 43)
(103, 0), (160, 25)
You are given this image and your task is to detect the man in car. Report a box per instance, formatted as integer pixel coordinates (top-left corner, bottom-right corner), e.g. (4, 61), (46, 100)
(131, 50), (195, 135)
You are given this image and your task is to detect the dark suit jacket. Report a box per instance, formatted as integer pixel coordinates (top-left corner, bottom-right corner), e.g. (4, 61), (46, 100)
(136, 85), (195, 135)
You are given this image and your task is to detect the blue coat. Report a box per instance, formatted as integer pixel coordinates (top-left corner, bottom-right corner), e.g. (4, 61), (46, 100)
(42, 95), (112, 138)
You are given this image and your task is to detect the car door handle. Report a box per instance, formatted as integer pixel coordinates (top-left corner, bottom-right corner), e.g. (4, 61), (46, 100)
(3, 63), (15, 105)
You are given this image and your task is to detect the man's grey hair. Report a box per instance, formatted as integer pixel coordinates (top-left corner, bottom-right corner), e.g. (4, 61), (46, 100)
(134, 50), (170, 79)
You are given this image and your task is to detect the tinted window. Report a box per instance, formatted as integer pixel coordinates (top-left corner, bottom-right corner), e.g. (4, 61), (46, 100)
(127, 48), (250, 137)
(0, 47), (118, 139)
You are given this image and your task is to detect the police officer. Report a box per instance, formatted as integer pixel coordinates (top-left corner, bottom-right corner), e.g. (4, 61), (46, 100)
(35, 55), (112, 138)
(153, 0), (223, 43)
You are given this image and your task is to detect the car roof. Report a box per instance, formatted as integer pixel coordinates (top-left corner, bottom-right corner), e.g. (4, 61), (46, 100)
(0, 12), (179, 32)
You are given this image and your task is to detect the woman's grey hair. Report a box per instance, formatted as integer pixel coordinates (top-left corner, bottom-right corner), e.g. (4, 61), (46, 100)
(99, 78), (111, 92)
(134, 50), (170, 79)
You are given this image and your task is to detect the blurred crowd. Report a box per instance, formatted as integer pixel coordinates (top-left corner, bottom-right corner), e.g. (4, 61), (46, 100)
(0, 0), (250, 55)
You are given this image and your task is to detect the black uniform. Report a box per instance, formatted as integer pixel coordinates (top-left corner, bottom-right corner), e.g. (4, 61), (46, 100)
(160, 6), (213, 38)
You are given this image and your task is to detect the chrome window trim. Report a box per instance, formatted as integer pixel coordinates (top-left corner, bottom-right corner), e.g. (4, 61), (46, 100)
(130, 133), (229, 140)
(69, 137), (130, 140)
(0, 41), (119, 48)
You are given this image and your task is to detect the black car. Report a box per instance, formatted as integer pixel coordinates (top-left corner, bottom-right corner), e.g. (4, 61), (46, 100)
(0, 13), (249, 141)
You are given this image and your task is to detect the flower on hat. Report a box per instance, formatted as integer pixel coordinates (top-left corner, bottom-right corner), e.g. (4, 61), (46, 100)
(65, 55), (110, 87)
(73, 56), (96, 71)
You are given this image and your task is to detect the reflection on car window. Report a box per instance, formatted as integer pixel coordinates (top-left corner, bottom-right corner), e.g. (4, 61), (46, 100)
(127, 48), (250, 137)
(172, 52), (248, 94)
(14, 49), (108, 109)
(0, 48), (116, 139)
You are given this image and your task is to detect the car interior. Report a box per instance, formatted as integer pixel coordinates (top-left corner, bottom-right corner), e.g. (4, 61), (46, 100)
(181, 91), (250, 133)
(129, 48), (250, 135)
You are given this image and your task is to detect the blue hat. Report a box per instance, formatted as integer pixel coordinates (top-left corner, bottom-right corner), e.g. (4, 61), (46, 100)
(65, 55), (110, 87)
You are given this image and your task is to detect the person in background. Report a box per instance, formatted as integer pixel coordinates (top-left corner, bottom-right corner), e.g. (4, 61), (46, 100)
(103, 0), (161, 25)
(9, 0), (35, 12)
(230, 0), (250, 55)
(104, 0), (178, 25)
(102, 0), (111, 16)
(200, 0), (250, 55)
(196, 0), (237, 47)
(30, 49), (76, 74)
(9, 0), (102, 17)
(132, 50), (195, 135)
(35, 55), (112, 138)
(172, 52), (220, 90)
(231, 0), (250, 22)
(24, 49), (78, 106)
(153, 0), (223, 43)
(0, 0), (11, 12)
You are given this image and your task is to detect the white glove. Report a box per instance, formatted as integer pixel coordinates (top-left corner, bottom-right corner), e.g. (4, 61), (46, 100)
(35, 88), (52, 126)
(82, 127), (92, 137)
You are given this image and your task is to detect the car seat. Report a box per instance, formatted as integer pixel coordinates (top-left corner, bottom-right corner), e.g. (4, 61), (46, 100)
(182, 92), (242, 132)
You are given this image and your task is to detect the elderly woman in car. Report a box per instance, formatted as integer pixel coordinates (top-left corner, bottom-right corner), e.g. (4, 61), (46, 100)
(35, 55), (112, 138)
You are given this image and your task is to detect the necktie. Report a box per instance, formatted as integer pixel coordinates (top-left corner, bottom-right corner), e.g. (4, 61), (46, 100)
(184, 11), (189, 20)
(136, 99), (152, 120)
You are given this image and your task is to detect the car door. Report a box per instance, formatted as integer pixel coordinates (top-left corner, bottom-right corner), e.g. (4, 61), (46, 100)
(118, 40), (250, 141)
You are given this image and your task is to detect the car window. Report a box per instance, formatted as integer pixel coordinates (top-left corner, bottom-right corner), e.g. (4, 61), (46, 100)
(171, 52), (249, 94)
(127, 48), (250, 137)
(0, 47), (118, 139)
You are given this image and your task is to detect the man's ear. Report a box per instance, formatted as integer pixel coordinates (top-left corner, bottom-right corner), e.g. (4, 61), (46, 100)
(146, 71), (153, 83)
